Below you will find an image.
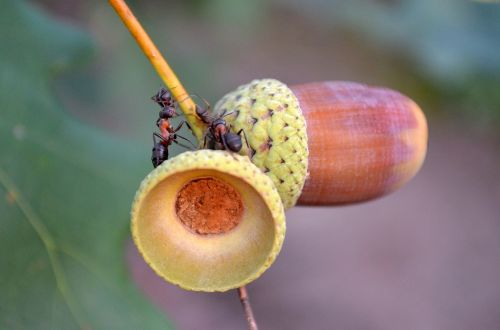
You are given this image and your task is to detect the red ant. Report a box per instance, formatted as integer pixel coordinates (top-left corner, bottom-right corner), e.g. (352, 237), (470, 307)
(151, 88), (194, 167)
(194, 97), (249, 154)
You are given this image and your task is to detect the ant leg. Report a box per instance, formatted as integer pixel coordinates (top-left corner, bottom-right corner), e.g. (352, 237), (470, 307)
(175, 134), (197, 149)
(236, 129), (250, 149)
(177, 92), (191, 104)
(236, 129), (251, 157)
(221, 134), (230, 151)
(153, 132), (168, 144)
(173, 139), (196, 150)
(203, 132), (209, 149)
(201, 130), (213, 149)
(172, 120), (186, 133)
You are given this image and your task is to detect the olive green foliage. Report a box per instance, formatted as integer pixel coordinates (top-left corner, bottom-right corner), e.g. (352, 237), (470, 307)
(0, 1), (170, 328)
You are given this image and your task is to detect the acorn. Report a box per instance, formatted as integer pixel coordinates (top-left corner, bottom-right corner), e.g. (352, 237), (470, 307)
(215, 79), (428, 207)
(131, 80), (427, 292)
(131, 150), (285, 292)
(112, 0), (428, 296)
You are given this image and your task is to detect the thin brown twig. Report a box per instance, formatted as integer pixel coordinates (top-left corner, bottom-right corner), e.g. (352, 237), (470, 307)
(238, 286), (258, 330)
(107, 0), (206, 141)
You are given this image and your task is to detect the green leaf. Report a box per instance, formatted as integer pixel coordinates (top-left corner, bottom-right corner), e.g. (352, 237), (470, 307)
(0, 1), (171, 328)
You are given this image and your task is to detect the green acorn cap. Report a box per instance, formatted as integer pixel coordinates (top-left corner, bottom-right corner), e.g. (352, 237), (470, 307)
(214, 79), (309, 209)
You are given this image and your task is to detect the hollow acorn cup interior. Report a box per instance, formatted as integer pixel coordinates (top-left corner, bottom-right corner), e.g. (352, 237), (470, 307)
(131, 150), (285, 292)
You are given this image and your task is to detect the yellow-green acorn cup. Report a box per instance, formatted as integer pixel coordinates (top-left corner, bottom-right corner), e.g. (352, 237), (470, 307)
(131, 150), (285, 292)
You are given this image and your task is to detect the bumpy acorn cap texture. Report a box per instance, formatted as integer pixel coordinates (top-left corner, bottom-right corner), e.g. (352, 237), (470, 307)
(131, 150), (286, 292)
(214, 79), (309, 209)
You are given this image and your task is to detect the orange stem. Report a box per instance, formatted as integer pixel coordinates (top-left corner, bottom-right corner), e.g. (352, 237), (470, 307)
(108, 0), (206, 140)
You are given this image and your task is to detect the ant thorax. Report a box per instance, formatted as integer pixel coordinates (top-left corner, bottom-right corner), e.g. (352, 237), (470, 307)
(213, 122), (227, 140)
(212, 118), (226, 128)
(159, 106), (177, 119)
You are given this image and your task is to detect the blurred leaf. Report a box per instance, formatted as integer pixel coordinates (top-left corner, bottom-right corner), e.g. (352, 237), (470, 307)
(275, 0), (500, 126)
(277, 0), (500, 84)
(0, 1), (171, 328)
(203, 0), (265, 27)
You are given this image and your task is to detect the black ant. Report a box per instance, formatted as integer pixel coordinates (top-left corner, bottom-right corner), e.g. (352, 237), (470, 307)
(195, 98), (249, 154)
(150, 88), (194, 167)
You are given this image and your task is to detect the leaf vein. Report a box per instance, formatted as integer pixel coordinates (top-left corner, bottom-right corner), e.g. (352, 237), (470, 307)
(0, 166), (86, 329)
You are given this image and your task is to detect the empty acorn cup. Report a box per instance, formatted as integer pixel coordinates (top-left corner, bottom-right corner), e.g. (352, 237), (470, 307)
(131, 150), (285, 292)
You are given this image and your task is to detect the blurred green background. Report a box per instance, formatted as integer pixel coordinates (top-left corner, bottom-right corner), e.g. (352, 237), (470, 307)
(40, 0), (500, 138)
(1, 0), (500, 329)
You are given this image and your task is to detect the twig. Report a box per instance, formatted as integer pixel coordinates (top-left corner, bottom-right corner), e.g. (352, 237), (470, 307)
(108, 0), (206, 140)
(109, 3), (260, 328)
(237, 286), (258, 330)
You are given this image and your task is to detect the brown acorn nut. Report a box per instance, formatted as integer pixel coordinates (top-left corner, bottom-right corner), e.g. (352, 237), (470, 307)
(292, 81), (428, 205)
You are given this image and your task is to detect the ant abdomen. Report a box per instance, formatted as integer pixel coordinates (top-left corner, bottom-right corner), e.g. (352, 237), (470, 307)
(196, 105), (211, 124)
(224, 132), (243, 152)
(152, 142), (168, 167)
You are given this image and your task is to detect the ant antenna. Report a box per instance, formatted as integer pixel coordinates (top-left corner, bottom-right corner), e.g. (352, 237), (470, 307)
(222, 111), (237, 118)
(177, 92), (191, 104)
(179, 93), (211, 108)
(192, 94), (211, 108)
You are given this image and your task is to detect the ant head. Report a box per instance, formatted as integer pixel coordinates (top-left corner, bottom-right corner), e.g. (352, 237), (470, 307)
(212, 118), (226, 128)
(152, 88), (173, 105)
